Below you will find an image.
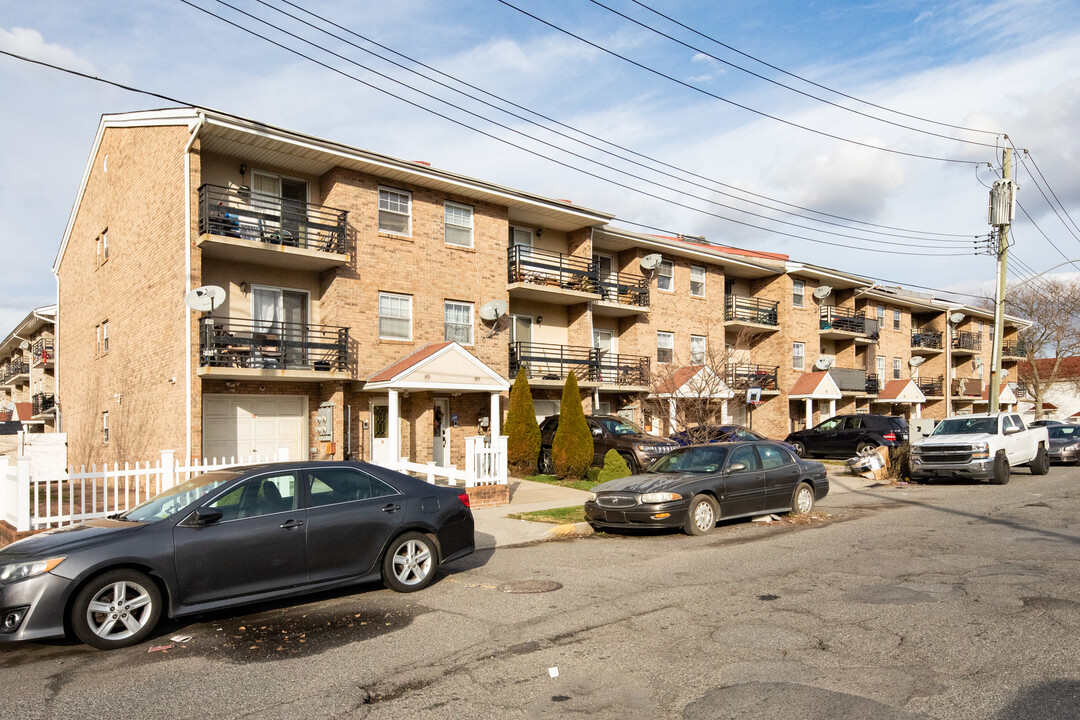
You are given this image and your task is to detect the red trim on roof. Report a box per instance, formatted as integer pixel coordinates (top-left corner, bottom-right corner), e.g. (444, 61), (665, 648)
(368, 342), (452, 383)
(647, 235), (788, 261)
(654, 365), (705, 395)
(1019, 357), (1080, 379)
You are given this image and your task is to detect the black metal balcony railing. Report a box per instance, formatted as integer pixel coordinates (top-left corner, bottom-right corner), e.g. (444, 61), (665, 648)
(0, 360), (29, 384)
(827, 367), (878, 394)
(952, 377), (982, 396)
(917, 375), (945, 397)
(198, 184), (348, 254)
(725, 295), (779, 326)
(508, 342), (650, 386)
(866, 373), (880, 395)
(952, 330), (982, 352)
(596, 272), (649, 307)
(911, 329), (943, 350)
(820, 306), (877, 337)
(725, 363), (780, 391)
(32, 392), (55, 416)
(507, 246), (598, 293)
(199, 316), (348, 371)
(32, 338), (54, 365)
(1002, 340), (1027, 358)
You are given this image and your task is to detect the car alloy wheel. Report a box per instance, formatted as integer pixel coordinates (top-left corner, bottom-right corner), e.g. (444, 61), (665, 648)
(383, 532), (438, 593)
(71, 569), (162, 650)
(791, 441), (807, 458)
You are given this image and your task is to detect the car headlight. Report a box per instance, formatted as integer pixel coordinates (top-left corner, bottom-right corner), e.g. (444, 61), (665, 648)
(1066, 444), (1080, 452)
(0, 557), (65, 584)
(637, 445), (657, 453)
(586, 492), (597, 502)
(971, 442), (990, 459)
(640, 492), (682, 504)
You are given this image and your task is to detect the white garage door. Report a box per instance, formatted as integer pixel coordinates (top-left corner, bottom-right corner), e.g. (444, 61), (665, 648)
(202, 394), (306, 462)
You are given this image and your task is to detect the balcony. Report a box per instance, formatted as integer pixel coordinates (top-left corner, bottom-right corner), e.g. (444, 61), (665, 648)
(952, 331), (982, 355)
(32, 392), (56, 417)
(198, 316), (349, 381)
(725, 363), (780, 393)
(507, 246), (602, 305)
(1, 360), (29, 385)
(952, 377), (982, 397)
(724, 295), (779, 332)
(828, 367), (878, 395)
(508, 342), (650, 388)
(911, 329), (944, 354)
(820, 307), (878, 341)
(593, 272), (650, 317)
(31, 338), (54, 367)
(1002, 340), (1027, 359)
(197, 184), (349, 271)
(917, 375), (945, 397)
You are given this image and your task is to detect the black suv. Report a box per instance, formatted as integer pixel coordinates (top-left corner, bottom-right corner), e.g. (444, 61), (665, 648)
(538, 414), (677, 474)
(784, 414), (909, 458)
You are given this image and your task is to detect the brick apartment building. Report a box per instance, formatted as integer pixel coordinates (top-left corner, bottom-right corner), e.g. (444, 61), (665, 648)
(52, 108), (1028, 468)
(0, 305), (57, 433)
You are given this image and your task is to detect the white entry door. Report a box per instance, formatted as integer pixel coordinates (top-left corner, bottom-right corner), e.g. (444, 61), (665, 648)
(371, 401), (391, 466)
(594, 329), (615, 383)
(433, 397), (450, 466)
(202, 394), (305, 462)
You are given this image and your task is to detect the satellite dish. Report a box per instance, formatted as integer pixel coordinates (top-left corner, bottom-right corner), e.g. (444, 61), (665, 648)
(18, 340), (29, 350)
(478, 299), (508, 322)
(812, 285), (833, 300)
(909, 356), (926, 367)
(814, 357), (833, 370)
(949, 312), (965, 324)
(1002, 368), (1009, 378)
(640, 254), (663, 271)
(185, 285), (226, 313)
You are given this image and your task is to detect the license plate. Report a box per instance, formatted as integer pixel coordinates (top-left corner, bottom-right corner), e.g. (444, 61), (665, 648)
(605, 511), (626, 523)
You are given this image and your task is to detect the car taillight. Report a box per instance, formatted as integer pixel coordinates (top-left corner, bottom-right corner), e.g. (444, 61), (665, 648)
(457, 492), (471, 508)
(883, 433), (896, 442)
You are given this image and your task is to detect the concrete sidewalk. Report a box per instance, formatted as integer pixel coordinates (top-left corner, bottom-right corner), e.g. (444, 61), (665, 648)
(471, 467), (892, 550)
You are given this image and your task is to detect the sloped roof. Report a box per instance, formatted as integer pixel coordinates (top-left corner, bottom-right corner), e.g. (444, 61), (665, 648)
(369, 342), (452, 383)
(979, 382), (1017, 404)
(365, 342), (509, 392)
(653, 365), (704, 395)
(876, 379), (926, 403)
(14, 403), (32, 422)
(651, 365), (732, 399)
(789, 372), (842, 400)
(1019, 357), (1080, 380)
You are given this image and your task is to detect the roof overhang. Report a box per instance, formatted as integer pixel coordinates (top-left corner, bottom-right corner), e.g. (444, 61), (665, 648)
(0, 305), (57, 356)
(649, 365), (734, 399)
(789, 372), (843, 400)
(364, 342), (510, 393)
(594, 226), (783, 279)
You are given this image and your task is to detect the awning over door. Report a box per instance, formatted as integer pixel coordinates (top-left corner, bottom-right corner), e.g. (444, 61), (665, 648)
(876, 379), (927, 404)
(788, 372), (842, 400)
(649, 365), (733, 399)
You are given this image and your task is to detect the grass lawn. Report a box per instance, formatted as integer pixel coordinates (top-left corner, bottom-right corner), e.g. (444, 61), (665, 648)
(507, 505), (587, 525)
(523, 474), (597, 492)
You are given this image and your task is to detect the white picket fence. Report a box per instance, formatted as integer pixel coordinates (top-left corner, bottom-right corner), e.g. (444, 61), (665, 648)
(1, 449), (287, 533)
(388, 435), (508, 488)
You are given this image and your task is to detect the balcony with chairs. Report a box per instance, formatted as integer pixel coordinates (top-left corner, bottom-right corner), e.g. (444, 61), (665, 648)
(724, 295), (779, 332)
(820, 306), (878, 341)
(32, 392), (56, 417)
(910, 328), (944, 355)
(31, 338), (54, 367)
(1002, 340), (1027, 359)
(507, 246), (602, 305)
(197, 184), (349, 271)
(198, 316), (349, 381)
(951, 330), (982, 355)
(508, 342), (650, 389)
(724, 363), (780, 393)
(593, 271), (650, 317)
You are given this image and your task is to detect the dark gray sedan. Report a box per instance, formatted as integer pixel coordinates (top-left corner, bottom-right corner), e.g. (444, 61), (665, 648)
(0, 461), (474, 649)
(1047, 425), (1080, 464)
(584, 441), (828, 536)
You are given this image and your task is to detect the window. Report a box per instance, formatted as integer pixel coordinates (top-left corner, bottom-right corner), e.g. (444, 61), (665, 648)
(378, 188), (411, 235)
(657, 331), (674, 364)
(727, 445), (761, 472)
(510, 226), (533, 247)
(690, 335), (706, 363)
(99, 228), (109, 264)
(101, 321), (110, 354)
(690, 265), (705, 297)
(102, 411), (109, 445)
(95, 324), (101, 356)
(893, 357), (902, 380)
(658, 259), (674, 292)
(444, 202), (474, 247)
(307, 468), (397, 507)
(209, 473), (299, 520)
(444, 301), (473, 345)
(793, 279), (805, 308)
(793, 342), (805, 370)
(378, 292), (412, 340)
(876, 305), (885, 325)
(893, 309), (902, 331)
(876, 356), (886, 379)
(758, 444), (792, 470)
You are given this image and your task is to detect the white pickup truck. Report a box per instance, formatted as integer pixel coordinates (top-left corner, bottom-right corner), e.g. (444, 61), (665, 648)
(910, 412), (1050, 485)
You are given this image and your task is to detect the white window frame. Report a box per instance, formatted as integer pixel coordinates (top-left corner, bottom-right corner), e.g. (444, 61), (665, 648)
(443, 300), (474, 345)
(690, 335), (706, 364)
(102, 411), (109, 445)
(893, 357), (902, 380)
(893, 309), (902, 331)
(101, 228), (109, 263)
(378, 292), (413, 341)
(101, 320), (110, 354)
(793, 279), (805, 308)
(657, 259), (674, 293)
(378, 187), (412, 236)
(689, 265), (706, 297)
(510, 226), (533, 247)
(876, 356), (886, 379)
(444, 201), (474, 247)
(793, 342), (805, 370)
(876, 305), (885, 325)
(657, 331), (674, 364)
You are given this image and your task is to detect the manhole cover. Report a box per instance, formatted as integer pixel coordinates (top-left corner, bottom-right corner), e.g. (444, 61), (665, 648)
(497, 580), (563, 594)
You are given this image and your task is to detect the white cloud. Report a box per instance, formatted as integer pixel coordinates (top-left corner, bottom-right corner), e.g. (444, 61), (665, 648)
(0, 26), (95, 74)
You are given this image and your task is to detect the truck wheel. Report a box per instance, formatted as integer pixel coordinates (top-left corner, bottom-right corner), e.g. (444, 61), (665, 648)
(989, 451), (1010, 485)
(1028, 445), (1050, 475)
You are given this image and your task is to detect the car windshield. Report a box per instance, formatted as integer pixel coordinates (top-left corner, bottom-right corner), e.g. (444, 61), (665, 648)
(647, 446), (728, 473)
(119, 470), (242, 523)
(1049, 426), (1080, 439)
(932, 417), (998, 435)
(597, 417), (644, 436)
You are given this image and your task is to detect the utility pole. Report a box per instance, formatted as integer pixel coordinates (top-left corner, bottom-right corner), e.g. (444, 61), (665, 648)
(989, 145), (1015, 412)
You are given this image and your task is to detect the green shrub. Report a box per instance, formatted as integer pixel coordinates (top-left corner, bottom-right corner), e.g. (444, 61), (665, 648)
(552, 371), (593, 479)
(505, 369), (541, 476)
(586, 467), (601, 483)
(598, 449), (632, 483)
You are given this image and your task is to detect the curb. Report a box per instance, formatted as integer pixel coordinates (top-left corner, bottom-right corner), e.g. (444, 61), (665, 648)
(541, 521), (596, 540)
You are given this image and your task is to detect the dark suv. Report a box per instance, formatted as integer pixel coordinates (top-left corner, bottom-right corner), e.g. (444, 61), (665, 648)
(538, 415), (677, 474)
(784, 414), (909, 458)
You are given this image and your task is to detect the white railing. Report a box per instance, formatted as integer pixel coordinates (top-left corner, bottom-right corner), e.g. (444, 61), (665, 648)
(388, 435), (508, 488)
(2, 449), (287, 533)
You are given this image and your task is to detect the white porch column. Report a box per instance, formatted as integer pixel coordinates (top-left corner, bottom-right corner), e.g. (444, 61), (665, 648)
(804, 398), (812, 428)
(721, 399), (729, 424)
(828, 399), (836, 418)
(489, 392), (501, 438)
(388, 389), (400, 466)
(916, 403), (922, 418)
(668, 398), (677, 434)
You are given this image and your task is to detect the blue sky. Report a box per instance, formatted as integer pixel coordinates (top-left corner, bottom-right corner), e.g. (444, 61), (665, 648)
(2, 0), (1080, 330)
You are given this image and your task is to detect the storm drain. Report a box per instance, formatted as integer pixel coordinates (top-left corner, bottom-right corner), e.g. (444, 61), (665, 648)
(497, 580), (563, 594)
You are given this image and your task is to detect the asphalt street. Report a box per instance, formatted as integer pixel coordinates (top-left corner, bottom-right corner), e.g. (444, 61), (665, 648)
(2, 467), (1079, 719)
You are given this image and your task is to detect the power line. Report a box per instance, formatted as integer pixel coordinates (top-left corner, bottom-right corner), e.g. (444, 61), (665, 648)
(495, 0), (984, 164)
(1008, 140), (1080, 246)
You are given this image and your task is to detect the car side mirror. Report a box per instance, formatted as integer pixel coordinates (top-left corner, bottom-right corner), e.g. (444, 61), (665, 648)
(1003, 426), (1020, 436)
(726, 462), (747, 473)
(591, 427), (603, 436)
(193, 507), (223, 526)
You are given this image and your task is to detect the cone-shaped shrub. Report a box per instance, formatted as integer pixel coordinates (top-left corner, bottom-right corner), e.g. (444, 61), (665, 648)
(598, 448), (632, 484)
(552, 371), (593, 479)
(505, 368), (541, 476)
